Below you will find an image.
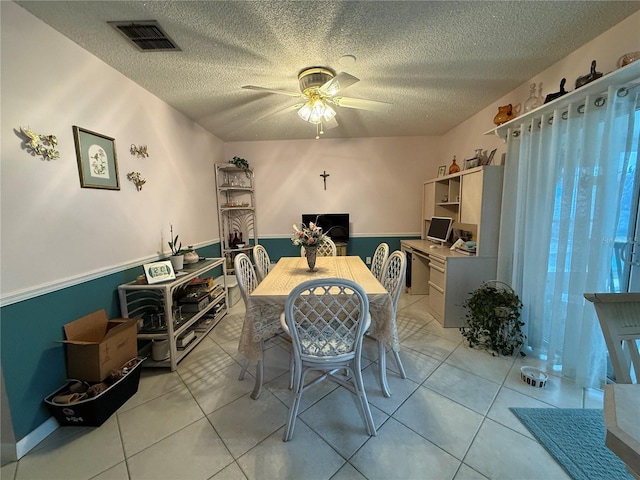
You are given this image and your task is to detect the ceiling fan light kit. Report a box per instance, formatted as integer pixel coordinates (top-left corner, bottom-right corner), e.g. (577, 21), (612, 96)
(242, 65), (390, 138)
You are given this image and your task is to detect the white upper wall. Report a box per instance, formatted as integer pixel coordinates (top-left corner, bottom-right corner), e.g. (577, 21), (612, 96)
(224, 135), (440, 237)
(1, 1), (225, 301)
(441, 10), (640, 161)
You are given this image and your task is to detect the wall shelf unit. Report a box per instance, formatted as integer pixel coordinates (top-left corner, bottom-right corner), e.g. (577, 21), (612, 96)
(215, 164), (258, 272)
(118, 258), (227, 370)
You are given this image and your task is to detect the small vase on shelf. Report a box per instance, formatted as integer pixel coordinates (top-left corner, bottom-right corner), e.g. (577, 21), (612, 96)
(305, 246), (317, 272)
(448, 156), (460, 174)
(523, 83), (540, 113)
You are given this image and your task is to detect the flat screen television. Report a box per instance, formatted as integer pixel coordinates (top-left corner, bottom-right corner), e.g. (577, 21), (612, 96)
(301, 213), (349, 243)
(427, 217), (453, 245)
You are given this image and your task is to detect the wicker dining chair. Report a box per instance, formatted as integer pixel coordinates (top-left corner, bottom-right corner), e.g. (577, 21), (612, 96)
(279, 277), (377, 441)
(370, 242), (389, 282)
(234, 253), (270, 398)
(253, 244), (271, 283)
(377, 250), (408, 397)
(300, 237), (337, 257)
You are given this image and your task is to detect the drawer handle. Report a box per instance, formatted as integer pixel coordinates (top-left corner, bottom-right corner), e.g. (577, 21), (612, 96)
(428, 281), (444, 294)
(429, 263), (445, 273)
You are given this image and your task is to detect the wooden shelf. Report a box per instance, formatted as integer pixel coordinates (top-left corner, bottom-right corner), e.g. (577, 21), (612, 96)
(485, 61), (640, 140)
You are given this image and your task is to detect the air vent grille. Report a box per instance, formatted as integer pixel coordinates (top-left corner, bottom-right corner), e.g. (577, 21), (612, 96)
(109, 21), (181, 52)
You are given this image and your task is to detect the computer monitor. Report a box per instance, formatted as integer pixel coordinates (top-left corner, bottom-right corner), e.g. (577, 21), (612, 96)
(426, 217), (453, 245)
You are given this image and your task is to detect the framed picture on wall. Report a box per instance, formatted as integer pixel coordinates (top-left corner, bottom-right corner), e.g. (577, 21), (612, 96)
(437, 165), (447, 177)
(73, 126), (120, 190)
(143, 260), (176, 284)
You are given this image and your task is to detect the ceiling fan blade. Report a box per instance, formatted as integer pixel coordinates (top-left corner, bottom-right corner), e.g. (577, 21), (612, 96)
(331, 96), (391, 112)
(319, 72), (359, 97)
(242, 85), (302, 97)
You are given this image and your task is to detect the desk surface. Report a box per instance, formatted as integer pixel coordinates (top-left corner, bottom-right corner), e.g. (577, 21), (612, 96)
(604, 384), (640, 478)
(239, 256), (395, 363)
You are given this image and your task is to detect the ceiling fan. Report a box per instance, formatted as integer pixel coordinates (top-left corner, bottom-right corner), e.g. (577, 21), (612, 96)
(242, 67), (391, 138)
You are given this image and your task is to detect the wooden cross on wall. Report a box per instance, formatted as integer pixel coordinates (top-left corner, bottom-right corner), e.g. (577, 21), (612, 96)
(320, 170), (330, 190)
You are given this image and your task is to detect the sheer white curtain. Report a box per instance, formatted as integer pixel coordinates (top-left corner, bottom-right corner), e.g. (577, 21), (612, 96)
(497, 81), (640, 388)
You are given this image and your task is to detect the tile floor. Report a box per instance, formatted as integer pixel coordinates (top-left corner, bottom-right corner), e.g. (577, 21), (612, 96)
(2, 294), (604, 480)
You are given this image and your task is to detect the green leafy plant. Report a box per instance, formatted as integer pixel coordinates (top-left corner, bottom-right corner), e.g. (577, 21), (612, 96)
(460, 281), (525, 356)
(168, 224), (182, 256)
(230, 156), (250, 177)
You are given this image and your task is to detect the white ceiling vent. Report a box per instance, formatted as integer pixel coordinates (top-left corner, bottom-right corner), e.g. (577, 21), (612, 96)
(109, 21), (181, 52)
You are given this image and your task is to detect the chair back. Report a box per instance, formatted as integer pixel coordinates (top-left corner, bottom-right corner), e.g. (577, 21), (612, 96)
(584, 292), (640, 384)
(253, 244), (271, 282)
(284, 278), (370, 362)
(300, 237), (337, 257)
(370, 243), (389, 281)
(380, 250), (407, 314)
(234, 253), (258, 306)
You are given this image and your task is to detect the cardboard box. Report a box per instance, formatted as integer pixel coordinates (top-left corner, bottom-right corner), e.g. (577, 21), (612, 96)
(45, 357), (143, 427)
(63, 310), (138, 382)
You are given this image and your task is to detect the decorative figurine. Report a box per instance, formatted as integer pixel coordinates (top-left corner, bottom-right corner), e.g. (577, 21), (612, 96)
(493, 104), (519, 126)
(544, 78), (568, 104)
(575, 60), (603, 89)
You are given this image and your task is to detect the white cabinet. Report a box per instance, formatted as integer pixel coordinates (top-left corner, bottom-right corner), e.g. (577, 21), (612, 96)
(215, 164), (258, 272)
(401, 240), (499, 327)
(118, 258), (227, 370)
(422, 166), (503, 256)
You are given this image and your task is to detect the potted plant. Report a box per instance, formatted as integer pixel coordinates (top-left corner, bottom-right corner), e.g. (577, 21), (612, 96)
(168, 225), (184, 271)
(460, 281), (525, 356)
(229, 156), (250, 177)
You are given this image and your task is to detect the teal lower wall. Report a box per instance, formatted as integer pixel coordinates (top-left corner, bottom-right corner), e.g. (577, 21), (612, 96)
(0, 237), (415, 443)
(0, 244), (221, 442)
(258, 235), (413, 263)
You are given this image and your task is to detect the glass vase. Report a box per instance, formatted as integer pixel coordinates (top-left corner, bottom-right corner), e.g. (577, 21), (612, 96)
(305, 247), (317, 272)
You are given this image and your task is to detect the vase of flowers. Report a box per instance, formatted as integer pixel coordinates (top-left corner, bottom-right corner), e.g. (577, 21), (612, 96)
(291, 218), (328, 272)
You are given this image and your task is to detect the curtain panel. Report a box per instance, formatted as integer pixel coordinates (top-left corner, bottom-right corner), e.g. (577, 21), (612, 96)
(497, 81), (640, 388)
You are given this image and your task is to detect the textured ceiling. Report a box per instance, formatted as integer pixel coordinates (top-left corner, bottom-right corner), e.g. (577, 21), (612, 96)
(15, 1), (640, 142)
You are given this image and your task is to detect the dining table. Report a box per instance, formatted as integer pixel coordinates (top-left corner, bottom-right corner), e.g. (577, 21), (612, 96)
(238, 255), (398, 398)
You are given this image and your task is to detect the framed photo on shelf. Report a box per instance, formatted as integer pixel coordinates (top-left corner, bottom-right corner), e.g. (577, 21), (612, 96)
(143, 260), (176, 284)
(465, 157), (479, 170)
(485, 148), (497, 165)
(73, 126), (120, 190)
(437, 165), (447, 177)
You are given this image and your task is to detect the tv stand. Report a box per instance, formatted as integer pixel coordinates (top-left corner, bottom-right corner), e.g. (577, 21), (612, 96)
(334, 241), (347, 256)
(401, 240), (497, 328)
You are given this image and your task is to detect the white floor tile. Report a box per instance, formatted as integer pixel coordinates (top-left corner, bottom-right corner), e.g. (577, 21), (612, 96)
(453, 463), (489, 480)
(445, 344), (514, 384)
(117, 386), (204, 457)
(503, 362), (584, 408)
(185, 362), (256, 415)
(402, 327), (461, 361)
(394, 385), (484, 460)
(350, 418), (460, 480)
(15, 416), (124, 480)
(91, 461), (129, 479)
(207, 388), (288, 458)
(210, 461), (248, 480)
(330, 462), (368, 480)
(119, 369), (183, 413)
(236, 421), (345, 480)
(299, 387), (388, 458)
(361, 363), (420, 416)
(485, 386), (555, 438)
(424, 363), (501, 414)
(464, 419), (571, 480)
(126, 418), (233, 480)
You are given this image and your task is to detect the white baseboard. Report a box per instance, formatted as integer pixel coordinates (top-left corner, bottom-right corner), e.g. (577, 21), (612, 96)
(15, 417), (58, 459)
